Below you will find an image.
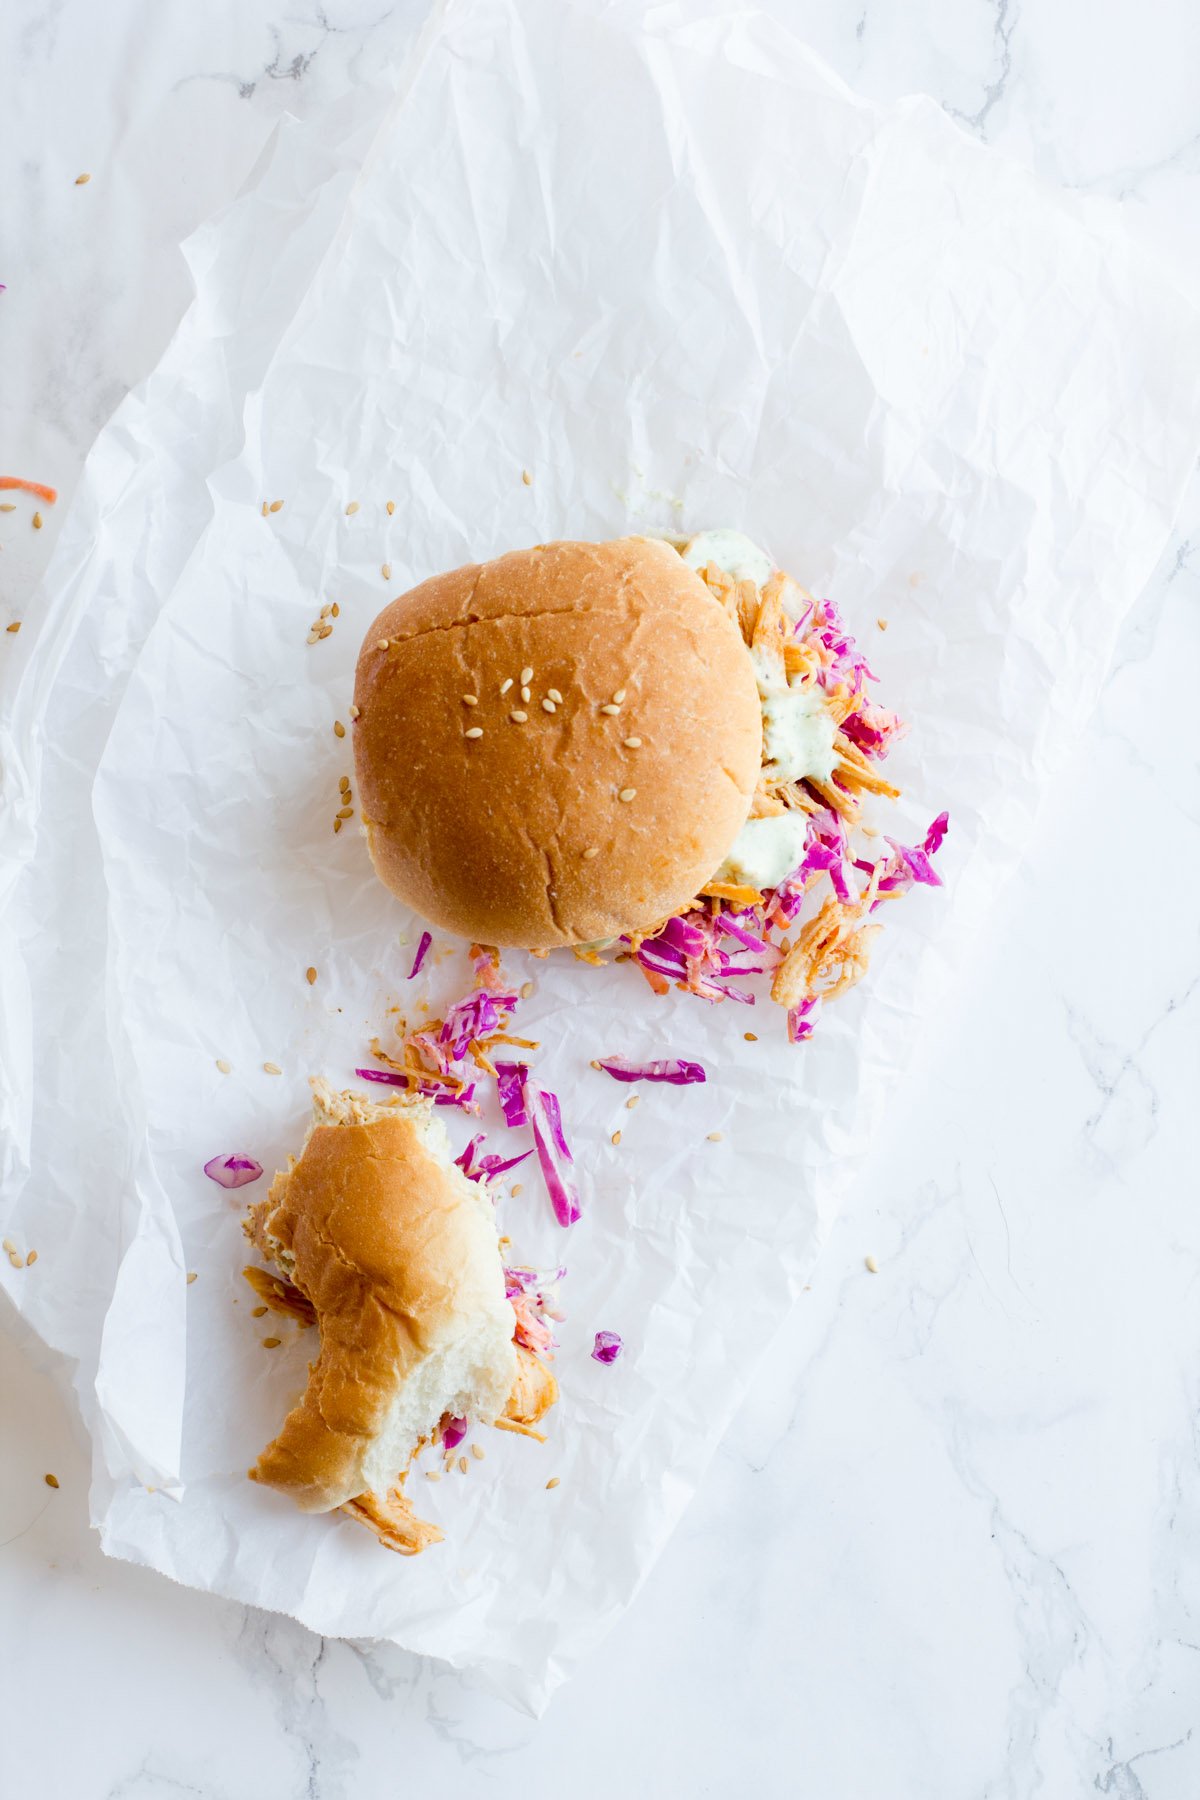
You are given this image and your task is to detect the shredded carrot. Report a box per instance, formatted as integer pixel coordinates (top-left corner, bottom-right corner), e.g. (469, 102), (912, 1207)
(0, 478), (57, 504)
(700, 881), (764, 907)
(632, 959), (670, 997)
(492, 1417), (547, 1442)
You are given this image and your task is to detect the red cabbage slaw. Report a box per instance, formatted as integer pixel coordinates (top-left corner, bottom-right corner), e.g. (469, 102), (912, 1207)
(203, 1153), (263, 1189)
(591, 1330), (623, 1364)
(620, 805), (947, 1041)
(453, 1133), (533, 1184)
(505, 1261), (566, 1356)
(406, 930), (432, 979)
(596, 1057), (706, 1085)
(361, 957), (581, 1230)
(521, 1081), (581, 1228)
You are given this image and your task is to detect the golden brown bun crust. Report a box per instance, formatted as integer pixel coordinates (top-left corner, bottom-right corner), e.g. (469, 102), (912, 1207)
(351, 538), (762, 947)
(247, 1105), (512, 1514)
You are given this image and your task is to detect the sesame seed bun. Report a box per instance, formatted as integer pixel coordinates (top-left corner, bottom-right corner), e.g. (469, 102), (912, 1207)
(351, 537), (762, 947)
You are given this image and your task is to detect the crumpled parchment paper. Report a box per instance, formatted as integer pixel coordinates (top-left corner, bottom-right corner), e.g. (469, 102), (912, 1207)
(3, 0), (1198, 1713)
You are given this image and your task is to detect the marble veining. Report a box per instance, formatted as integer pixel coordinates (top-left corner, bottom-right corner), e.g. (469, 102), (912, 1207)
(2, 1), (1199, 1795)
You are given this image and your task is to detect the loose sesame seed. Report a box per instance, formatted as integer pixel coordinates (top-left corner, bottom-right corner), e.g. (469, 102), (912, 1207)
(545, 1477), (560, 1490)
(333, 818), (343, 834)
(75, 173), (91, 185)
(520, 666), (533, 684)
(425, 1470), (441, 1481)
(590, 1060), (602, 1070)
(314, 622), (333, 640)
(600, 703), (621, 716)
(339, 776), (351, 793)
(26, 1250), (37, 1266)
(331, 602), (340, 618)
(261, 501), (269, 518)
(376, 638), (389, 651)
(8, 1251), (24, 1269)
(876, 618), (888, 631)
(611, 1130), (622, 1146)
(262, 1336), (281, 1349)
(626, 1094), (639, 1109)
(744, 1032), (758, 1042)
(305, 967), (317, 985)
(6, 622), (21, 634)
(541, 699), (556, 713)
(623, 736), (642, 749)
(336, 805), (354, 819)
(1, 1239), (14, 1255)
(382, 564), (391, 580)
(865, 1255), (880, 1274)
(186, 1272), (198, 1285)
(522, 469), (533, 485)
(511, 1182), (523, 1198)
(583, 846), (600, 859)
(547, 688), (563, 704)
(32, 512), (43, 530)
(458, 1455), (468, 1474)
(263, 1061), (282, 1075)
(618, 788), (637, 803)
(252, 1305), (268, 1318)
(707, 1131), (723, 1142)
(463, 694), (479, 706)
(345, 501), (360, 515)
(216, 1058), (232, 1074)
(269, 500), (284, 513)
(521, 686), (531, 702)
(348, 703), (359, 718)
(471, 1443), (485, 1461)
(0, 503), (14, 511)
(520, 980), (534, 998)
(510, 710), (528, 724)
(500, 677), (513, 695)
(320, 606), (332, 622)
(613, 689), (627, 704)
(44, 1472), (59, 1488)
(333, 720), (345, 738)
(464, 727), (484, 739)
(386, 500), (396, 516)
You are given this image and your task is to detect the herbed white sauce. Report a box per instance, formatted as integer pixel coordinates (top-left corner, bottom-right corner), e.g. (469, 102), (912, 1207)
(682, 528), (841, 886)
(716, 812), (811, 892)
(761, 684), (837, 784)
(681, 528), (775, 589)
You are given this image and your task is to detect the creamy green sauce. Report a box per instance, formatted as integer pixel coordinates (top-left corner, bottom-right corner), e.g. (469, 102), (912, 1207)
(716, 813), (811, 891)
(681, 528), (775, 588)
(761, 684), (837, 784)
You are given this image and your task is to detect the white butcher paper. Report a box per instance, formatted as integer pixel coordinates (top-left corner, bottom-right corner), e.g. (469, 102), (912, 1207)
(2, 0), (1198, 1712)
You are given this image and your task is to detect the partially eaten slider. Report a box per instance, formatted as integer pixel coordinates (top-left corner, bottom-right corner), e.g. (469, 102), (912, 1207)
(244, 1080), (557, 1553)
(351, 536), (763, 948)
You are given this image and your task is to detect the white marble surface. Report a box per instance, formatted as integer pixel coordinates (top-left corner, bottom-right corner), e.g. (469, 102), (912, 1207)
(2, 2), (1199, 1793)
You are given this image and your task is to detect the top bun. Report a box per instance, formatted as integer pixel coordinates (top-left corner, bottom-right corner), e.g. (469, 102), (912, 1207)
(351, 537), (762, 947)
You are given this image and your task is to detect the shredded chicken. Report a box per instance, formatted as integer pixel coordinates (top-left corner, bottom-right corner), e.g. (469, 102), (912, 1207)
(771, 865), (884, 1009)
(241, 1264), (316, 1327)
(341, 1485), (444, 1556)
(505, 1344), (559, 1429)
